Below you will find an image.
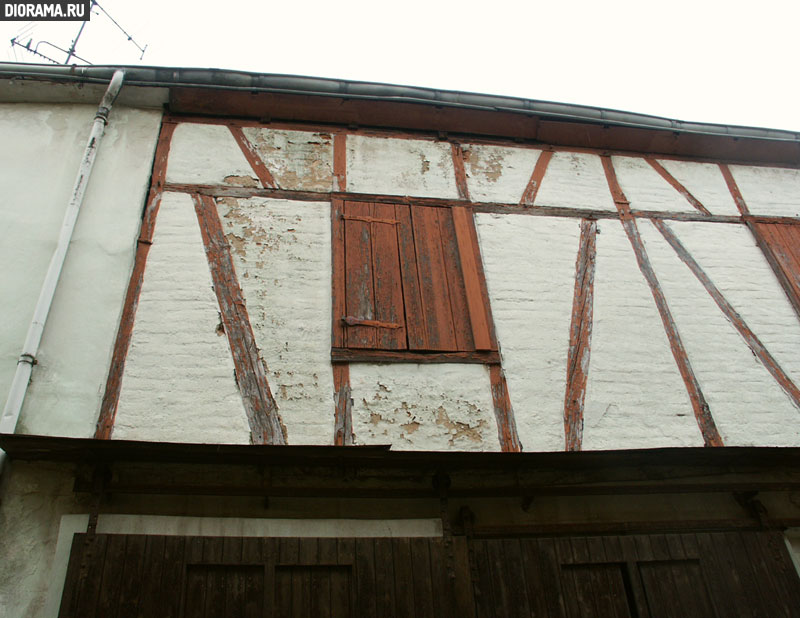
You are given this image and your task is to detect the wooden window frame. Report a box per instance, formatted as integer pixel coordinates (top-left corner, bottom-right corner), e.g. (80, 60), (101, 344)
(331, 199), (499, 364)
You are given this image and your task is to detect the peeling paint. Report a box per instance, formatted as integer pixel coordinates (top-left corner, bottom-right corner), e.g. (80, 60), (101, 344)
(223, 174), (260, 188)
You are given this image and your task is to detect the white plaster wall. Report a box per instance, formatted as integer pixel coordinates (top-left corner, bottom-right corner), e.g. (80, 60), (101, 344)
(165, 122), (256, 186)
(241, 127), (334, 192)
(114, 192), (251, 444)
(612, 156), (697, 214)
(729, 164), (800, 218)
(476, 213), (579, 451)
(639, 220), (800, 445)
(216, 197), (334, 445)
(665, 221), (800, 397)
(346, 134), (459, 199)
(583, 219), (703, 450)
(350, 364), (500, 451)
(462, 143), (542, 203)
(657, 159), (740, 216)
(0, 104), (161, 438)
(535, 151), (617, 212)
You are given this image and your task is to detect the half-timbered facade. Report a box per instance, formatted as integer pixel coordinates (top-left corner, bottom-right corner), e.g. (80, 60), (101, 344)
(1, 64), (800, 616)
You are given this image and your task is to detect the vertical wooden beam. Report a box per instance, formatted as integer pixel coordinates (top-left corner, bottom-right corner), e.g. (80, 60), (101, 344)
(331, 198), (347, 348)
(451, 143), (471, 201)
(192, 194), (286, 445)
(645, 158), (711, 216)
(228, 125), (279, 189)
(333, 132), (347, 192)
(601, 156), (724, 447)
(489, 364), (522, 452)
(520, 150), (553, 207)
(654, 219), (800, 409)
(95, 120), (177, 439)
(332, 363), (354, 446)
(718, 163), (750, 216)
(564, 219), (597, 451)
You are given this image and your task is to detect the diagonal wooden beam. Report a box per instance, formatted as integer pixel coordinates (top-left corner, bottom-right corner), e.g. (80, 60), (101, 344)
(451, 142), (471, 201)
(601, 156), (724, 447)
(718, 163), (750, 216)
(654, 219), (800, 409)
(228, 125), (279, 189)
(645, 158), (712, 216)
(489, 364), (522, 452)
(332, 363), (354, 446)
(520, 150), (553, 207)
(564, 219), (597, 451)
(192, 194), (286, 445)
(96, 120), (178, 439)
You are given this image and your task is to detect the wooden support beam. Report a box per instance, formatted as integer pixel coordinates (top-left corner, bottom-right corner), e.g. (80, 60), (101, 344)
(333, 133), (347, 192)
(332, 364), (354, 446)
(601, 156), (724, 447)
(645, 158), (712, 216)
(451, 142), (471, 201)
(228, 125), (279, 189)
(192, 194), (286, 445)
(520, 150), (553, 206)
(654, 219), (800, 410)
(452, 207), (492, 350)
(95, 120), (178, 439)
(489, 364), (522, 452)
(719, 163), (750, 215)
(564, 219), (597, 451)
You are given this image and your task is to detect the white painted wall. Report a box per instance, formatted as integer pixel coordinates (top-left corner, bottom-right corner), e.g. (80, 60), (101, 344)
(346, 134), (459, 199)
(216, 197), (335, 445)
(166, 122), (256, 186)
(656, 159), (740, 216)
(730, 164), (800, 218)
(535, 152), (617, 211)
(350, 364), (500, 451)
(0, 103), (161, 438)
(582, 219), (704, 450)
(612, 156), (698, 214)
(462, 143), (542, 203)
(114, 192), (251, 444)
(476, 213), (579, 451)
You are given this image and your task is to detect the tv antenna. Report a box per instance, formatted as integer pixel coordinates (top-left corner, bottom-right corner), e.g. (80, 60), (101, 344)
(9, 1), (148, 65)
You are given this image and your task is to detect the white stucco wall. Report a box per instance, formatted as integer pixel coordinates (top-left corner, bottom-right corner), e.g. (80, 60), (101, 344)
(729, 164), (800, 218)
(535, 152), (617, 212)
(114, 192), (251, 444)
(0, 103), (161, 438)
(216, 197), (335, 445)
(656, 159), (740, 216)
(350, 364), (500, 451)
(612, 155), (697, 214)
(462, 143), (542, 203)
(582, 219), (703, 450)
(476, 213), (579, 451)
(639, 220), (800, 445)
(165, 122), (256, 186)
(346, 134), (459, 199)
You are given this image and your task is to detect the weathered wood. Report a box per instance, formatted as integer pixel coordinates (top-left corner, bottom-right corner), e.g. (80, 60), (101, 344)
(332, 363), (354, 446)
(654, 219), (800, 409)
(719, 163), (750, 215)
(342, 213), (399, 225)
(395, 203), (428, 349)
(333, 132), (347, 192)
(96, 120), (177, 439)
(228, 125), (278, 189)
(602, 156), (724, 448)
(342, 317), (402, 329)
(564, 219), (596, 451)
(645, 157), (712, 215)
(489, 364), (522, 452)
(343, 201), (377, 349)
(371, 202), (407, 349)
(452, 207), (493, 350)
(520, 149), (553, 206)
(192, 194), (286, 445)
(439, 207), (476, 351)
(748, 221), (800, 320)
(331, 199), (346, 348)
(451, 142), (472, 200)
(331, 348), (500, 364)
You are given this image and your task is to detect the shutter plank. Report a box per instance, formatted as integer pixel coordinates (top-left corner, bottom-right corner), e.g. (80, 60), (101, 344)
(438, 207), (475, 350)
(391, 538), (416, 618)
(371, 202), (407, 350)
(94, 534), (126, 617)
(161, 536), (186, 618)
(136, 535), (166, 618)
(241, 539), (264, 618)
(344, 201), (377, 348)
(332, 199), (346, 347)
(75, 534), (110, 618)
(410, 537), (436, 617)
(373, 538), (396, 618)
(355, 538), (378, 618)
(396, 204), (428, 349)
(118, 535), (147, 617)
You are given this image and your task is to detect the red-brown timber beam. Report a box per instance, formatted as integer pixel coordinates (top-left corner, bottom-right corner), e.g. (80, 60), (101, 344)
(489, 364), (522, 452)
(520, 150), (553, 207)
(332, 364), (354, 446)
(228, 125), (278, 189)
(451, 142), (471, 201)
(645, 158), (711, 216)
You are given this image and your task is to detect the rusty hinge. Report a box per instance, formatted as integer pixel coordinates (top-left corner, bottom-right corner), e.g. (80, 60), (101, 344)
(341, 214), (399, 225)
(342, 316), (402, 329)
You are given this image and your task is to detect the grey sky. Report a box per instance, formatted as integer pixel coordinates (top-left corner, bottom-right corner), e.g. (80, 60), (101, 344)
(2, 0), (798, 131)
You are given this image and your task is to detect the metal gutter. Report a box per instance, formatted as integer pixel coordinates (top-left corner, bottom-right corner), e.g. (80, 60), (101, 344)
(1, 63), (799, 143)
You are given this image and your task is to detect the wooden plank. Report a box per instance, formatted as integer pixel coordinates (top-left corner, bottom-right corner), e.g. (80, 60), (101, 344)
(96, 120), (177, 439)
(355, 538), (378, 618)
(719, 163), (750, 215)
(520, 149), (553, 206)
(564, 219), (597, 452)
(192, 194), (286, 444)
(371, 202), (408, 350)
(451, 536), (477, 618)
(451, 207), (493, 350)
(391, 538), (415, 618)
(616, 535), (651, 618)
(161, 536), (186, 618)
(489, 364), (522, 452)
(755, 531), (800, 613)
(601, 156), (724, 448)
(343, 201), (377, 348)
(645, 158), (712, 216)
(334, 539), (355, 618)
(452, 142), (472, 200)
(136, 535), (166, 618)
(92, 534), (125, 617)
(438, 207), (476, 350)
(203, 538), (226, 617)
(461, 202), (499, 350)
(410, 537), (436, 617)
(395, 203), (428, 349)
(655, 219), (800, 409)
(117, 535), (147, 617)
(183, 538), (207, 618)
(315, 541), (337, 618)
(58, 535), (86, 618)
(331, 198), (347, 348)
(72, 534), (110, 618)
(412, 204), (458, 350)
(749, 222), (800, 319)
(228, 125), (278, 189)
(222, 537), (244, 618)
(332, 363), (354, 446)
(485, 540), (512, 616)
(695, 532), (738, 617)
(503, 538), (533, 618)
(334, 132), (347, 192)
(373, 538), (396, 618)
(470, 539), (497, 618)
(241, 539), (264, 618)
(331, 348), (500, 363)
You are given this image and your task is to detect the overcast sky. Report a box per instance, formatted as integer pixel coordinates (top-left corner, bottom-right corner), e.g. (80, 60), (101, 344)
(2, 0), (798, 131)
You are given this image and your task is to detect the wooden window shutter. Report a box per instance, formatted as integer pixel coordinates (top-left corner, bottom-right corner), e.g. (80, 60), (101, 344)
(751, 222), (800, 317)
(332, 200), (497, 361)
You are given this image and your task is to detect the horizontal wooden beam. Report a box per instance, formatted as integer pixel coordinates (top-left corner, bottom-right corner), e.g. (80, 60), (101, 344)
(331, 348), (500, 364)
